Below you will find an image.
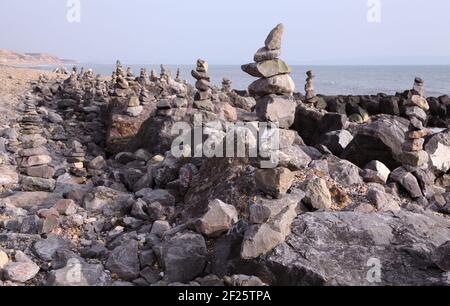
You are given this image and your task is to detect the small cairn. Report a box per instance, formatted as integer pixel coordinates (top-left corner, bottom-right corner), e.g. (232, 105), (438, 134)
(138, 68), (149, 86)
(65, 140), (87, 179)
(18, 99), (55, 191)
(191, 59), (214, 112)
(126, 67), (135, 82)
(304, 70), (319, 104)
(160, 64), (170, 83)
(150, 69), (158, 82)
(401, 77), (430, 167)
(175, 68), (181, 82)
(221, 78), (232, 93)
(126, 94), (143, 117)
(241, 23), (296, 129)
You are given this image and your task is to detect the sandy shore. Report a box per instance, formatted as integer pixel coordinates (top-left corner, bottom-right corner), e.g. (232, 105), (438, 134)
(0, 65), (58, 125)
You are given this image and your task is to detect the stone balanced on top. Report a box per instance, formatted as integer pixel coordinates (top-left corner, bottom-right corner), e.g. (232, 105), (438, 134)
(191, 59), (214, 112)
(241, 23), (296, 129)
(401, 77), (430, 167)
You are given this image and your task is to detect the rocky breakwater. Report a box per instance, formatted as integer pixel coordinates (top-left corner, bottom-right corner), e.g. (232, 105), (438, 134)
(242, 23), (296, 129)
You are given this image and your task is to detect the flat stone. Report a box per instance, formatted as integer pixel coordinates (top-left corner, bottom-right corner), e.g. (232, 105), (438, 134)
(21, 176), (56, 192)
(126, 106), (143, 117)
(401, 150), (429, 167)
(405, 106), (427, 121)
(20, 155), (52, 167)
(254, 47), (281, 62)
(25, 165), (55, 179)
(19, 146), (48, 157)
(242, 59), (291, 78)
(47, 259), (109, 286)
(249, 74), (295, 96)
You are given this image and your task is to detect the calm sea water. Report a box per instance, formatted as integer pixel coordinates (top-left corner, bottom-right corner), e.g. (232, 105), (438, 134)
(36, 64), (450, 97)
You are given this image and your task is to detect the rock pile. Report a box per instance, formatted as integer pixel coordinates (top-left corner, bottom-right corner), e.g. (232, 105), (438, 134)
(221, 78), (232, 92)
(401, 77), (430, 167)
(191, 59), (214, 112)
(304, 70), (319, 104)
(65, 140), (87, 179)
(17, 99), (55, 191)
(242, 23), (296, 129)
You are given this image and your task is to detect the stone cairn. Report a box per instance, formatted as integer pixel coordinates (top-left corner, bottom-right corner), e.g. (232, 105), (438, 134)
(241, 23), (296, 129)
(221, 78), (232, 93)
(138, 68), (149, 86)
(17, 98), (55, 191)
(150, 69), (158, 82)
(402, 77), (430, 167)
(65, 140), (87, 179)
(191, 59), (214, 112)
(175, 68), (181, 82)
(304, 70), (319, 104)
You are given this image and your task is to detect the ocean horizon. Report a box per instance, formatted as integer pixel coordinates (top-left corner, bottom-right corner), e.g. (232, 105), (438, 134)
(32, 64), (450, 97)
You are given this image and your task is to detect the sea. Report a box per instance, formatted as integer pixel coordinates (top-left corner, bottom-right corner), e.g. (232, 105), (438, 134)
(32, 64), (450, 97)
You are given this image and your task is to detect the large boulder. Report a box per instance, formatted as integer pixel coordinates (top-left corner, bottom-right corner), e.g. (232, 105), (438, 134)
(163, 232), (207, 283)
(250, 210), (450, 285)
(105, 239), (140, 281)
(342, 115), (409, 169)
(255, 95), (296, 129)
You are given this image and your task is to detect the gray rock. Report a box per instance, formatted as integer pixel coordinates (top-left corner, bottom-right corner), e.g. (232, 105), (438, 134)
(390, 167), (423, 198)
(105, 239), (140, 281)
(264, 23), (284, 50)
(3, 251), (40, 283)
(196, 199), (238, 237)
(328, 159), (363, 186)
(33, 235), (70, 261)
(255, 211), (450, 285)
(21, 176), (55, 191)
(425, 129), (450, 174)
(136, 188), (175, 206)
(126, 106), (143, 117)
(432, 241), (450, 271)
(367, 187), (400, 212)
(302, 177), (332, 210)
(363, 160), (390, 184)
(249, 74), (295, 96)
(0, 165), (19, 187)
(255, 167), (294, 198)
(47, 258), (109, 286)
(163, 232), (207, 283)
(242, 59), (291, 78)
(255, 94), (296, 129)
(320, 130), (353, 156)
(150, 220), (171, 237)
(253, 47), (281, 62)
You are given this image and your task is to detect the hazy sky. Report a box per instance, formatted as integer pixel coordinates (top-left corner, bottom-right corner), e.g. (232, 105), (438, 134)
(1, 0), (450, 64)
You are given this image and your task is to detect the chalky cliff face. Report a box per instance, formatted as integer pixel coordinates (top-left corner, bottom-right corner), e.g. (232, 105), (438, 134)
(0, 24), (450, 287)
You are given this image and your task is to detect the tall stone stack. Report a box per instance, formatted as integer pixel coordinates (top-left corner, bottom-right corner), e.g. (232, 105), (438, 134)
(175, 68), (181, 82)
(304, 70), (319, 104)
(402, 77), (430, 167)
(65, 140), (87, 179)
(138, 68), (149, 86)
(150, 69), (158, 82)
(241, 23), (296, 129)
(18, 99), (55, 191)
(191, 59), (214, 112)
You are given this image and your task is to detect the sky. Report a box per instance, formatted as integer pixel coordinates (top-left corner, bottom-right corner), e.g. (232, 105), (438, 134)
(1, 0), (450, 65)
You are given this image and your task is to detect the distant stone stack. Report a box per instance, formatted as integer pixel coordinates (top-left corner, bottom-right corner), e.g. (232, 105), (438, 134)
(160, 64), (169, 83)
(18, 99), (55, 191)
(126, 67), (135, 81)
(139, 88), (151, 105)
(241, 23), (296, 129)
(65, 140), (87, 178)
(150, 69), (158, 82)
(304, 70), (319, 104)
(138, 68), (149, 86)
(126, 95), (143, 117)
(401, 77), (430, 167)
(191, 59), (214, 112)
(175, 68), (181, 82)
(221, 78), (232, 92)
